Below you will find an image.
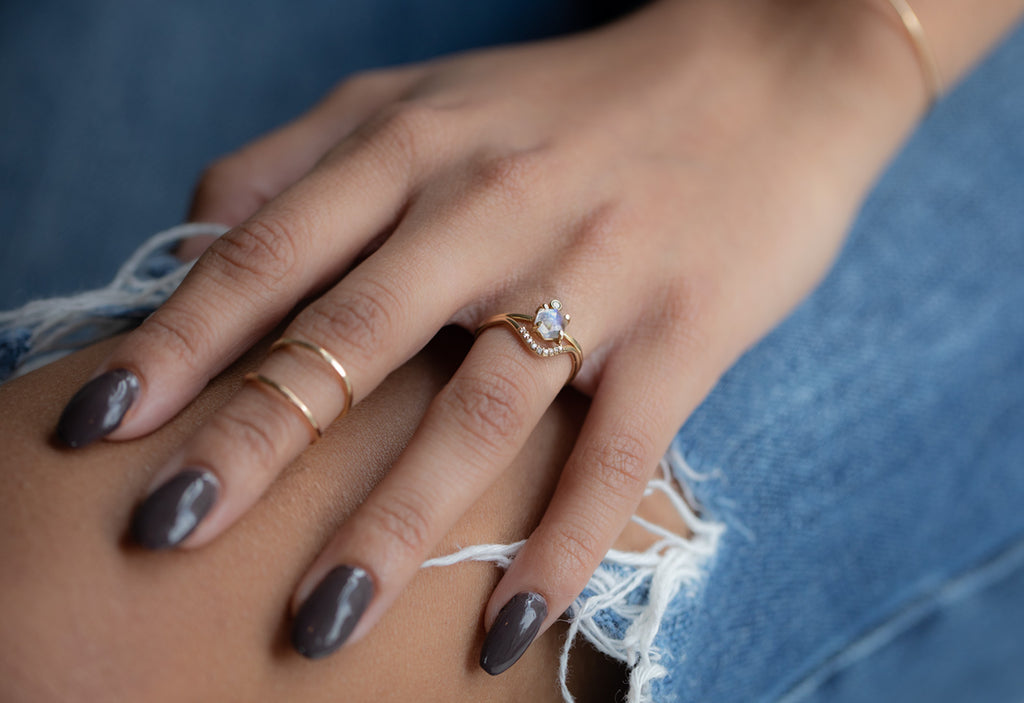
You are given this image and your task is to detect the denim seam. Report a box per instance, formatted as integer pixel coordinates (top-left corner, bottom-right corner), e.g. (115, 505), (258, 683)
(775, 532), (1024, 703)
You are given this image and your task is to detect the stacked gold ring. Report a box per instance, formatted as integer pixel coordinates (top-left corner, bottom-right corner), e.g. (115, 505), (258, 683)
(244, 337), (353, 442)
(475, 299), (583, 385)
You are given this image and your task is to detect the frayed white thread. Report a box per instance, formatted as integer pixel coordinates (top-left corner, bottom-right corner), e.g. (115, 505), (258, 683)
(0, 223), (226, 379)
(422, 455), (724, 703)
(421, 540), (525, 570)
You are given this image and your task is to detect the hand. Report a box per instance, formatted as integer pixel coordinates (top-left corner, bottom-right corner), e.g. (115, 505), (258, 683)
(56, 0), (926, 671)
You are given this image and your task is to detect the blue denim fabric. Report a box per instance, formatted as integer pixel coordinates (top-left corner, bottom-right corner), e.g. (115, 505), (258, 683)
(1, 1), (1022, 701)
(646, 21), (1024, 702)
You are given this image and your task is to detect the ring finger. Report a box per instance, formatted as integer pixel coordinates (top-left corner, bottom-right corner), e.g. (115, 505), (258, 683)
(287, 294), (600, 658)
(126, 170), (563, 550)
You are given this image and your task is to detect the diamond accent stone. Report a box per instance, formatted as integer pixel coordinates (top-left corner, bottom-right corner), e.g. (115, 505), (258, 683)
(534, 307), (565, 341)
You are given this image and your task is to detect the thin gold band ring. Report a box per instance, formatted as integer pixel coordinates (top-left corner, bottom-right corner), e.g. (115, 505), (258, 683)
(244, 373), (322, 442)
(271, 337), (353, 417)
(475, 300), (583, 385)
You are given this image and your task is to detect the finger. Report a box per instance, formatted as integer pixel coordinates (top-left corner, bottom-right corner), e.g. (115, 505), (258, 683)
(127, 241), (467, 550)
(56, 98), (467, 449)
(285, 315), (582, 659)
(189, 67), (424, 227)
(478, 330), (713, 676)
(125, 172), (558, 549)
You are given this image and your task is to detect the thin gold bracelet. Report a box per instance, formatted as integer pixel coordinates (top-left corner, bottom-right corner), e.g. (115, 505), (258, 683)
(883, 0), (943, 106)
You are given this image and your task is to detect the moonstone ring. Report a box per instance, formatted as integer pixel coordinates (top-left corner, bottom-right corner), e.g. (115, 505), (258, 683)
(475, 299), (583, 385)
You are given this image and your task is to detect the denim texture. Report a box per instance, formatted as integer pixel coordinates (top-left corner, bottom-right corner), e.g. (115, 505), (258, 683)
(649, 21), (1024, 702)
(1, 1), (1022, 701)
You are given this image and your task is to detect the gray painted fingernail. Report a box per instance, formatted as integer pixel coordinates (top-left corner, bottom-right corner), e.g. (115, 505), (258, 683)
(480, 592), (548, 675)
(131, 469), (219, 549)
(291, 565), (374, 659)
(57, 369), (140, 447)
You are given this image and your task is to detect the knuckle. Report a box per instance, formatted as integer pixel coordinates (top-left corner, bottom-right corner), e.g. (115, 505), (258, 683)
(649, 278), (714, 354)
(191, 153), (271, 223)
(552, 520), (602, 576)
(373, 101), (444, 167)
(194, 157), (237, 195)
(206, 402), (284, 471)
(330, 67), (407, 102)
(299, 277), (400, 364)
(363, 490), (434, 558)
(469, 151), (542, 211)
(137, 308), (213, 378)
(440, 367), (530, 453)
(582, 430), (653, 501)
(569, 202), (631, 263)
(205, 216), (300, 296)
(330, 70), (383, 100)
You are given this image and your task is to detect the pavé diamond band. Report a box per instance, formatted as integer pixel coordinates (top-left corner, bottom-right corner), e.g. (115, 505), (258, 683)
(475, 299), (583, 385)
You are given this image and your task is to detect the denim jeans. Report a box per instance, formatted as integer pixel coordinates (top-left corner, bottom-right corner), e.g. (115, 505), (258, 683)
(2, 2), (1022, 701)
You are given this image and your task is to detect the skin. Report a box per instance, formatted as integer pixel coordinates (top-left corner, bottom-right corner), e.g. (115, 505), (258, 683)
(0, 332), (635, 702)
(56, 0), (1024, 669)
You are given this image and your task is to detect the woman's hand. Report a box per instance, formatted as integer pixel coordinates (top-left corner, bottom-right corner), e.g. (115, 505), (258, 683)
(56, 0), (928, 670)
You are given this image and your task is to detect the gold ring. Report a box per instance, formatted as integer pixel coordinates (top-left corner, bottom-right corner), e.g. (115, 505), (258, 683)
(475, 299), (583, 385)
(244, 373), (322, 442)
(271, 338), (353, 417)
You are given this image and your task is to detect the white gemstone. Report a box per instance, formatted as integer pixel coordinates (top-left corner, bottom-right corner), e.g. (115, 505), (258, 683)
(534, 307), (565, 341)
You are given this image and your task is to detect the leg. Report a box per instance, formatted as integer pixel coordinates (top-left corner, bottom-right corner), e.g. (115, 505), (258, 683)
(0, 329), (624, 702)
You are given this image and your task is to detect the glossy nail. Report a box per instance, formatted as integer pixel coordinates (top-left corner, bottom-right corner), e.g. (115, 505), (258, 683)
(291, 565), (374, 659)
(56, 369), (140, 447)
(480, 591), (548, 675)
(131, 469), (219, 549)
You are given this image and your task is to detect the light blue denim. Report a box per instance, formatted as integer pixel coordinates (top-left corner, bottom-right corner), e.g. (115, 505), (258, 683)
(647, 20), (1024, 700)
(1, 2), (1022, 701)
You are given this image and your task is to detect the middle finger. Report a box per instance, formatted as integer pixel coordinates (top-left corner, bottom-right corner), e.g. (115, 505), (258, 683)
(127, 164), (561, 550)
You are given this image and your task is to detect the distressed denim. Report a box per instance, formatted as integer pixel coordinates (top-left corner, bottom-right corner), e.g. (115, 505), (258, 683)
(648, 22), (1024, 702)
(1, 2), (1022, 701)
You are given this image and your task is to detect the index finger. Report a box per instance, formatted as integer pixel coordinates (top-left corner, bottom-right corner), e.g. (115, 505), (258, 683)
(55, 107), (450, 448)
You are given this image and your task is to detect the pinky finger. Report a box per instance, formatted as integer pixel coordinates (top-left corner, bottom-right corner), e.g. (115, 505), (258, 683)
(479, 340), (711, 676)
(188, 65), (425, 228)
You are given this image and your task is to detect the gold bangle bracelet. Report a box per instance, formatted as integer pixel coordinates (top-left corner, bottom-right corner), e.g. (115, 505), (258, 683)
(883, 0), (943, 106)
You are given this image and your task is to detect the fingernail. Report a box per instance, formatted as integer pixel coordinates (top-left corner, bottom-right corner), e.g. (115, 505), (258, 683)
(131, 469), (219, 549)
(56, 369), (140, 447)
(480, 592), (548, 675)
(291, 565), (374, 659)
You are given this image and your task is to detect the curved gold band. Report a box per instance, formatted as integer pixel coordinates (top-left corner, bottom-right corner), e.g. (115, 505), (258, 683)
(244, 373), (322, 442)
(884, 0), (942, 106)
(271, 337), (353, 417)
(475, 313), (583, 385)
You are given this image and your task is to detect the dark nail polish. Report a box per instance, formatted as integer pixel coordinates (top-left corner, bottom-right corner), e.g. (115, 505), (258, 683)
(291, 565), (374, 659)
(480, 592), (548, 676)
(56, 369), (140, 448)
(131, 469), (219, 549)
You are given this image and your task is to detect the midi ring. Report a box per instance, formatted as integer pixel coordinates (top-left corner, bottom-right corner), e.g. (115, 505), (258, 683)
(475, 299), (583, 385)
(245, 373), (323, 442)
(271, 338), (353, 417)
(244, 338), (354, 443)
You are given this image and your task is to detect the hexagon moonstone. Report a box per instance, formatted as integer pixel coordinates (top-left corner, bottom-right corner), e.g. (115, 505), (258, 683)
(533, 307), (565, 341)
